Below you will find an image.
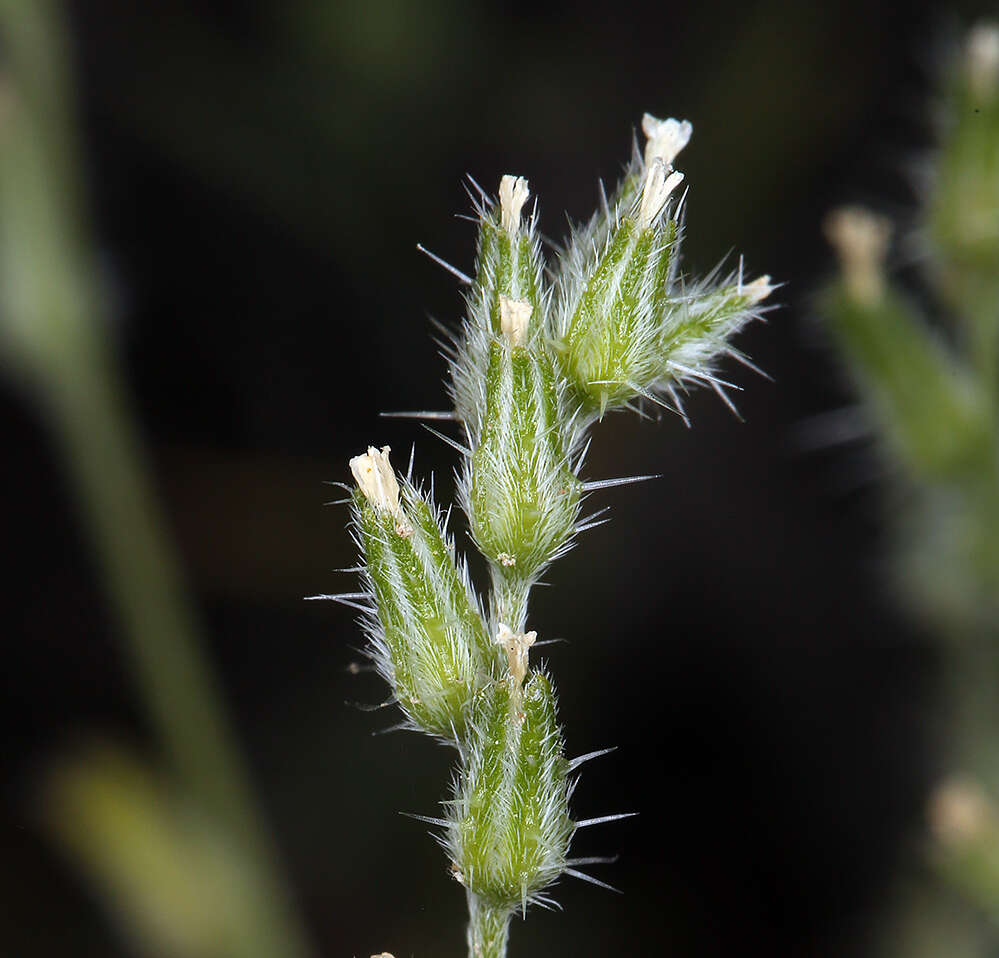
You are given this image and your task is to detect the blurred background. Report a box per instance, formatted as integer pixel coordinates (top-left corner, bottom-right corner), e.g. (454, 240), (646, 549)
(2, 0), (995, 954)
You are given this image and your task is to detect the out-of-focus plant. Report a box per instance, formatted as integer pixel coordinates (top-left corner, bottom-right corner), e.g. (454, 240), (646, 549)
(0, 3), (312, 956)
(822, 21), (999, 954)
(326, 115), (773, 956)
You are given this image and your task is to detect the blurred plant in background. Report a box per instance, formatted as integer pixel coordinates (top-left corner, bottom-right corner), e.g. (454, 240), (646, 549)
(823, 21), (999, 956)
(0, 3), (313, 956)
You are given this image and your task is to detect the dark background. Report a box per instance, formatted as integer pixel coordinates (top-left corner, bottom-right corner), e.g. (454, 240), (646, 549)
(2, 0), (991, 954)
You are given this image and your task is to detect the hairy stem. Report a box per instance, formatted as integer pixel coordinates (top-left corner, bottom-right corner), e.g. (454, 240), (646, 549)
(466, 893), (512, 958)
(490, 573), (532, 633)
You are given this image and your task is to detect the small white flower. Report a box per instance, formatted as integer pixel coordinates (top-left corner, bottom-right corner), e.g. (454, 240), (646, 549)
(824, 206), (892, 305)
(742, 275), (775, 305)
(499, 295), (532, 346)
(641, 113), (693, 168)
(349, 446), (412, 535)
(496, 623), (537, 684)
(636, 159), (684, 228)
(499, 174), (530, 234)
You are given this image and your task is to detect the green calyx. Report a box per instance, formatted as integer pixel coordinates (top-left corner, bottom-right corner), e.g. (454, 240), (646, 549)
(449, 671), (572, 913)
(468, 339), (580, 578)
(475, 222), (543, 338)
(356, 488), (499, 739)
(558, 217), (677, 416)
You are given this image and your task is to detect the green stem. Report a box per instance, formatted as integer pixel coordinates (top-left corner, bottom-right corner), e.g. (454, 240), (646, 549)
(490, 572), (532, 633)
(466, 892), (511, 958)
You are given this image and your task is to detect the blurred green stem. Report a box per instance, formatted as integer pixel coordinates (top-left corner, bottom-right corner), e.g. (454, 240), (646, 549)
(962, 277), (999, 407)
(491, 576), (531, 632)
(46, 350), (312, 958)
(49, 349), (239, 841)
(0, 2), (312, 956)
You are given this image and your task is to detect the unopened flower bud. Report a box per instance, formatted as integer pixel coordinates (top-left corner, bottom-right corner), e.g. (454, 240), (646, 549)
(556, 187), (680, 417)
(552, 112), (699, 420)
(465, 340), (580, 579)
(447, 671), (572, 914)
(656, 272), (774, 396)
(351, 452), (498, 739)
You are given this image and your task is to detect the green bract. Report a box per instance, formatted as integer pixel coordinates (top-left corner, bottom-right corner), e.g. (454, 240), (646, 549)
(558, 215), (678, 416)
(548, 136), (772, 424)
(448, 672), (573, 915)
(467, 338), (580, 583)
(351, 459), (499, 740)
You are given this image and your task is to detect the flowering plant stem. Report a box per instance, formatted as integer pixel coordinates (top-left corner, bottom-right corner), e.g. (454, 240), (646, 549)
(466, 894), (511, 958)
(339, 114), (772, 957)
